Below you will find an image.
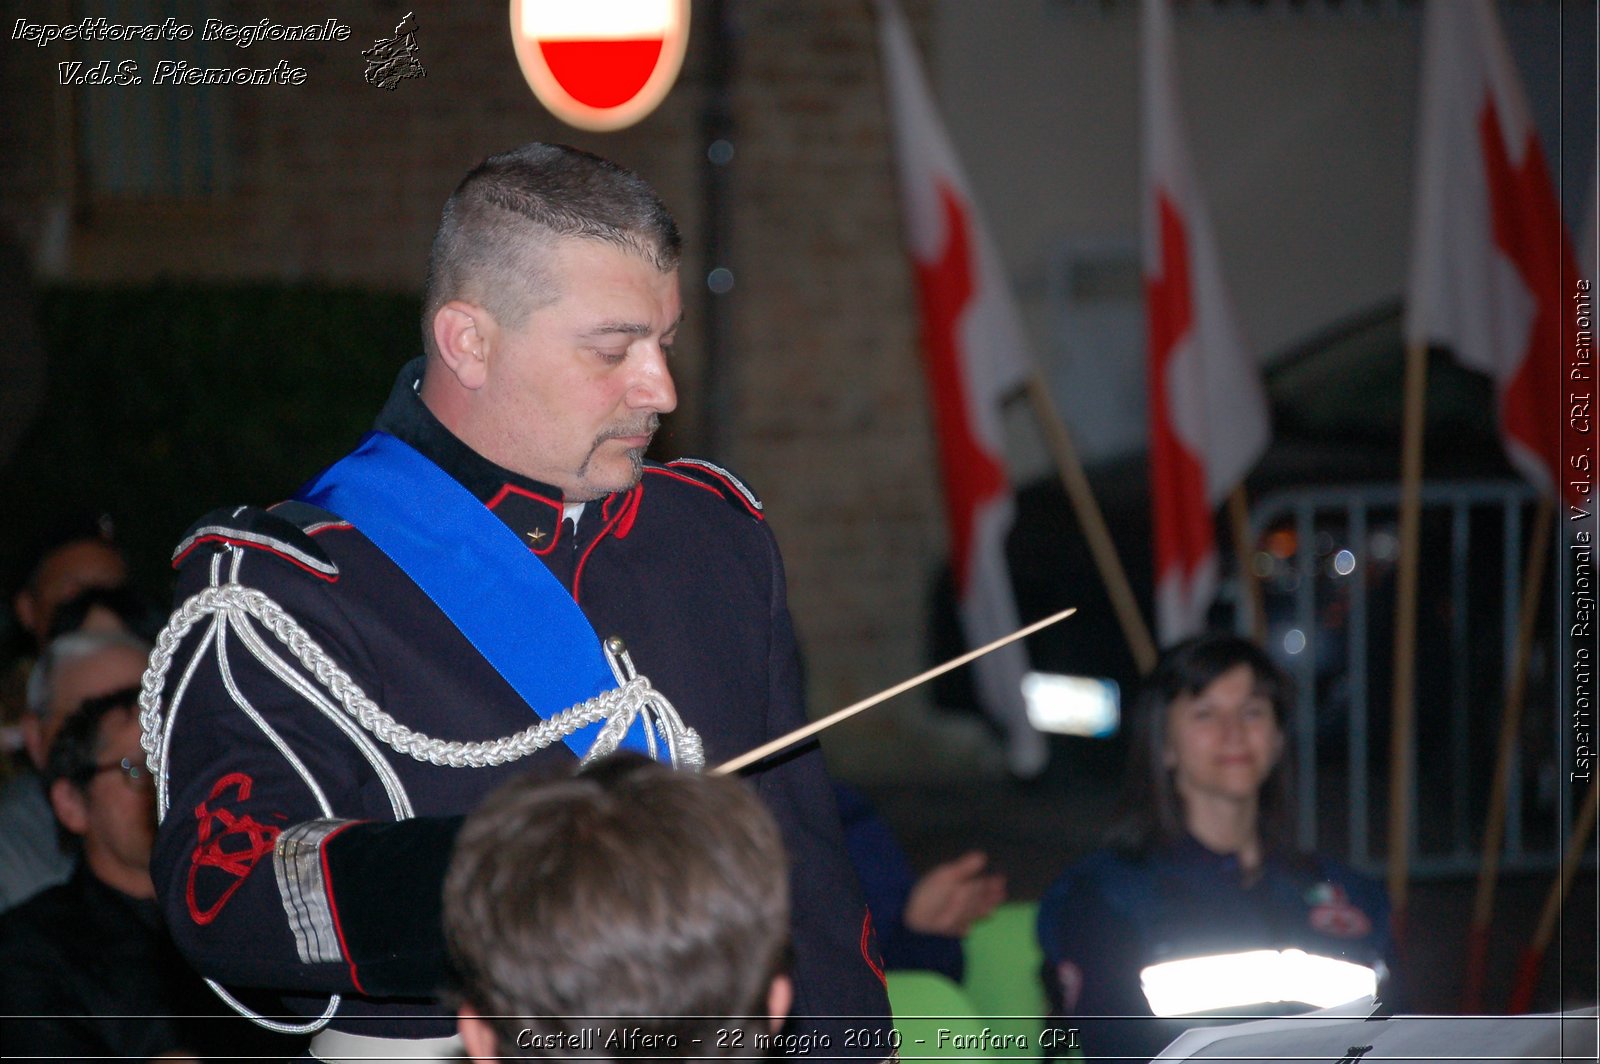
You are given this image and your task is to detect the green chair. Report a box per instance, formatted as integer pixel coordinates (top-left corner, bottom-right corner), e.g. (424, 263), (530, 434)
(889, 969), (1005, 1060)
(960, 901), (1049, 1060)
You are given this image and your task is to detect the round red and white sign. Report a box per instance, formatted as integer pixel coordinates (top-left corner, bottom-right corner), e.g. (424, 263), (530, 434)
(509, 0), (691, 132)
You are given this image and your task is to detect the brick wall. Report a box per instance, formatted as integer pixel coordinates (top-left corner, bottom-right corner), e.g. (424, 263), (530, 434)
(717, 0), (954, 777)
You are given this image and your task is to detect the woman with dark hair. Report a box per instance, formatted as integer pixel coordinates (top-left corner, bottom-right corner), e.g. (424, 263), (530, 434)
(1035, 633), (1392, 1062)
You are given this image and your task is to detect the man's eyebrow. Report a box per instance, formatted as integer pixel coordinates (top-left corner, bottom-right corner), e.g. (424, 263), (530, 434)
(582, 312), (685, 339)
(583, 321), (651, 338)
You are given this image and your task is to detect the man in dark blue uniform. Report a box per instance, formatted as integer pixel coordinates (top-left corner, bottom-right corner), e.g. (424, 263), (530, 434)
(145, 143), (890, 1061)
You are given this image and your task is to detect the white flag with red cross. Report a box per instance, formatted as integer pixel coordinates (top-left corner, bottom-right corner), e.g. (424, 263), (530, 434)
(1143, 0), (1271, 646)
(1406, 0), (1583, 507)
(876, 0), (1045, 774)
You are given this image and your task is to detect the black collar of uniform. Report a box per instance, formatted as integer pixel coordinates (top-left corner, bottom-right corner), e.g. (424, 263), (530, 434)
(372, 357), (572, 553)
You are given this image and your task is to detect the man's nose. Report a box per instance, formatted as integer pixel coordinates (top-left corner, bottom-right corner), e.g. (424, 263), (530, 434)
(628, 344), (678, 413)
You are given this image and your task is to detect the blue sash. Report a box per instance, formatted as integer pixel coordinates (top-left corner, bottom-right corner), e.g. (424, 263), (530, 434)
(295, 431), (650, 760)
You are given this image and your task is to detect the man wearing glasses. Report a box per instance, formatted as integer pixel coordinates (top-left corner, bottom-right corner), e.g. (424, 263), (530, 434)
(0, 632), (297, 1060)
(0, 646), (192, 1059)
(1, 630), (150, 911)
(0, 637), (293, 1060)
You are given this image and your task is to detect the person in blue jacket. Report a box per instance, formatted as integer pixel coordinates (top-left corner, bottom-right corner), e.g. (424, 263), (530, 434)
(834, 781), (1006, 983)
(1036, 633), (1393, 1062)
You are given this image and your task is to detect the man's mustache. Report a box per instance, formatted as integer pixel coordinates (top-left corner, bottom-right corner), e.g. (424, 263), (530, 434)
(596, 414), (661, 444)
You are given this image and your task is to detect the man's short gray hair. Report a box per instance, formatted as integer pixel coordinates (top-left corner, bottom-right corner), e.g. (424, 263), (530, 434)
(26, 630), (152, 719)
(422, 143), (682, 358)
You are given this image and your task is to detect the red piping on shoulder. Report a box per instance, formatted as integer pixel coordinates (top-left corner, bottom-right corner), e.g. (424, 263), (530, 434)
(645, 466), (723, 497)
(667, 461), (764, 520)
(171, 535), (339, 583)
(651, 463), (765, 520)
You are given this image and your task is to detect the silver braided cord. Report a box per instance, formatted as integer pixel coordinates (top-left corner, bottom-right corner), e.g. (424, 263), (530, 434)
(135, 579), (702, 1037)
(140, 582), (703, 779)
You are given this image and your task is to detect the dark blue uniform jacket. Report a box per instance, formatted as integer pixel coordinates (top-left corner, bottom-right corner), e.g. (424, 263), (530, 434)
(1036, 834), (1392, 1063)
(834, 782), (964, 982)
(149, 360), (891, 1047)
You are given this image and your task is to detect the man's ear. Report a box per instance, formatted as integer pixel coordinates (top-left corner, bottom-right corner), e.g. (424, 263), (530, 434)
(431, 301), (494, 391)
(457, 1004), (499, 1063)
(766, 973), (794, 1032)
(49, 777), (89, 837)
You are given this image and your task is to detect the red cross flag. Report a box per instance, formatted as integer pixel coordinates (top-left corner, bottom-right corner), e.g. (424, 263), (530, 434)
(509, 0), (690, 132)
(876, 0), (1046, 776)
(1406, 0), (1582, 506)
(1143, 0), (1270, 646)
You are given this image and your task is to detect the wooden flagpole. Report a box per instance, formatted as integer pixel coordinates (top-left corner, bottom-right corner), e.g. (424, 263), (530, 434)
(1507, 776), (1600, 1013)
(1461, 496), (1554, 1010)
(1227, 486), (1267, 645)
(713, 607), (1077, 775)
(1024, 372), (1158, 674)
(1386, 340), (1430, 942)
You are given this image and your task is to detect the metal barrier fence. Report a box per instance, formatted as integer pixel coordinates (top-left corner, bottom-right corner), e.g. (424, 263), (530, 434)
(1245, 480), (1576, 878)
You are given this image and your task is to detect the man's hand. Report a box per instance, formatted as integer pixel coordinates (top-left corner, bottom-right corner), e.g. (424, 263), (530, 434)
(902, 851), (1006, 938)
